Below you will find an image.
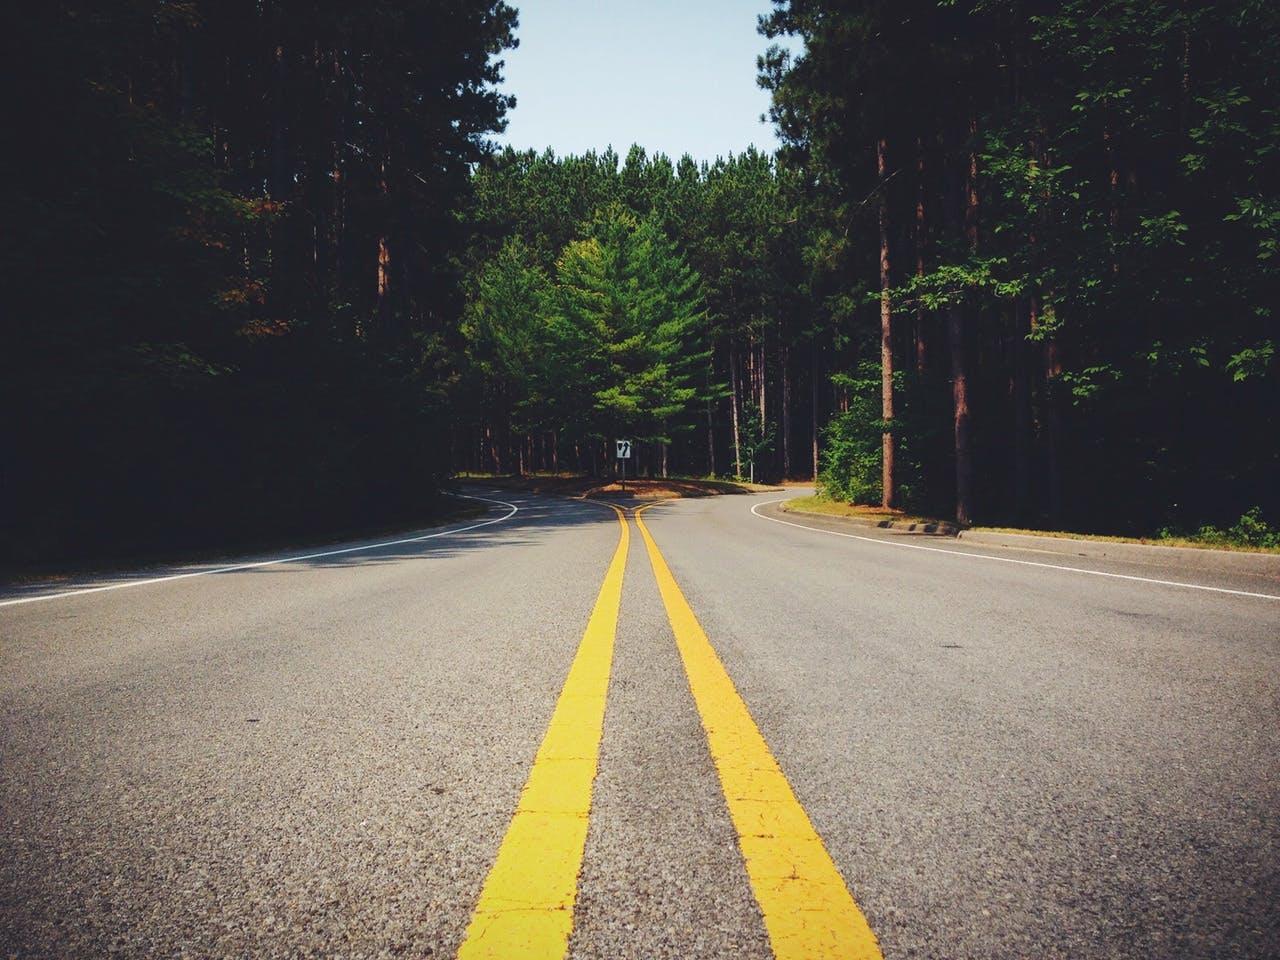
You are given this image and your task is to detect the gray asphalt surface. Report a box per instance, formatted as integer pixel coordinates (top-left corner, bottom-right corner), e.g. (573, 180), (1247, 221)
(2, 487), (1278, 958)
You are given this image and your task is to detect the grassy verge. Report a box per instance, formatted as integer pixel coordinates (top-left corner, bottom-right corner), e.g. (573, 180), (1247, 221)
(672, 475), (784, 494)
(454, 472), (776, 498)
(784, 493), (1280, 554)
(782, 495), (951, 528)
(970, 525), (1280, 554)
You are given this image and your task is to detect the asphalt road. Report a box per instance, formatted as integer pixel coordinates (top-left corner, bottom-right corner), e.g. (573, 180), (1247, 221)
(2, 487), (1277, 958)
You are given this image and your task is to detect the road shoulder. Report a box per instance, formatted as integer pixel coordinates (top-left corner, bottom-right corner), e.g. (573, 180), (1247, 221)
(777, 497), (1280, 581)
(754, 498), (1280, 596)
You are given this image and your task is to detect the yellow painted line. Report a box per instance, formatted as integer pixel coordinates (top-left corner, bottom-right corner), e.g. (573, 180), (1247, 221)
(456, 504), (628, 960)
(635, 504), (883, 960)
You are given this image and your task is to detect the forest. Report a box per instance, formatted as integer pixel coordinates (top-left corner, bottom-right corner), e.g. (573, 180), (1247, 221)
(5, 0), (518, 564)
(4, 0), (1278, 566)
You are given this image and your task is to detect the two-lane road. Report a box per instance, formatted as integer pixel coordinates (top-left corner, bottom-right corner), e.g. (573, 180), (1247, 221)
(2, 488), (1277, 958)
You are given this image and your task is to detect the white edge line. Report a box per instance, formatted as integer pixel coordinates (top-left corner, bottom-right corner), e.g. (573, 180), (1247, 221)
(0, 494), (520, 609)
(750, 499), (1280, 602)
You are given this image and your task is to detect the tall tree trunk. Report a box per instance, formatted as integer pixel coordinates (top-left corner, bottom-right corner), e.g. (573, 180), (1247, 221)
(966, 120), (981, 246)
(486, 423), (501, 474)
(374, 156), (391, 328)
(811, 338), (820, 481)
(330, 48), (346, 293)
(949, 306), (972, 525)
(704, 349), (718, 476)
(1179, 21), (1192, 135)
(1044, 334), (1064, 522)
(752, 343), (762, 424)
(705, 406), (717, 478)
(706, 404), (717, 477)
(915, 136), (927, 375)
(781, 344), (791, 478)
(948, 119), (980, 525)
(730, 344), (743, 477)
(270, 42), (288, 199)
(878, 136), (896, 509)
(757, 338), (768, 479)
(1104, 118), (1120, 276)
(309, 39), (322, 276)
(1013, 298), (1033, 522)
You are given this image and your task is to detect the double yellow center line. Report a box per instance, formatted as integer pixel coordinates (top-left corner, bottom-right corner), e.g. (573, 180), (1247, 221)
(456, 505), (628, 958)
(456, 501), (882, 960)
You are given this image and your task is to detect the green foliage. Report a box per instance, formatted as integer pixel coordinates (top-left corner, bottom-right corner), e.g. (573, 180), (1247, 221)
(461, 236), (553, 434)
(3, 0), (517, 565)
(818, 365), (885, 505)
(737, 405), (775, 482)
(763, 0), (1280, 531)
(460, 146), (802, 478)
(19, 0), (1278, 564)
(1226, 341), (1275, 382)
(818, 364), (925, 506)
(463, 202), (711, 456)
(1163, 507), (1280, 549)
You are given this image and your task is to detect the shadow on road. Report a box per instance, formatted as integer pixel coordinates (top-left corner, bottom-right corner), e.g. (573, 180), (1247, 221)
(0, 490), (619, 604)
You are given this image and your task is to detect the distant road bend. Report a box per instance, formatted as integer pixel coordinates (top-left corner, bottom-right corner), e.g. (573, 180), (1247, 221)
(2, 487), (1277, 958)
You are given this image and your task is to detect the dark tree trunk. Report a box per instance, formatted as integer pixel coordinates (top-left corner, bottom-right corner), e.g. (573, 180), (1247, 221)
(486, 423), (501, 474)
(781, 344), (791, 478)
(811, 337), (820, 481)
(949, 306), (972, 525)
(374, 157), (392, 328)
(1045, 336), (1064, 522)
(729, 344), (743, 477)
(914, 136), (927, 375)
(878, 136), (896, 509)
(1014, 298), (1033, 522)
(947, 118), (980, 526)
(270, 42), (288, 199)
(706, 350), (717, 476)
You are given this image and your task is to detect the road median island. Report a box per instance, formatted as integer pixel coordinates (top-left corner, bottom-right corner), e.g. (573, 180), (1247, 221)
(456, 473), (781, 500)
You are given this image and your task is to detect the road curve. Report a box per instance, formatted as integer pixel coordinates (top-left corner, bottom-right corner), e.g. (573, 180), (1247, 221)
(642, 492), (1279, 958)
(2, 487), (1277, 959)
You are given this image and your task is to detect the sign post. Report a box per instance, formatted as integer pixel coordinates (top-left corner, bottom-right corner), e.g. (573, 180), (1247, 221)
(615, 439), (632, 492)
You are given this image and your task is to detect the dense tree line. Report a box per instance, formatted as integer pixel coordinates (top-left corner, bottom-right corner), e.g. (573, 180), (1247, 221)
(458, 0), (1279, 537)
(761, 0), (1280, 532)
(3, 1), (516, 564)
(6, 0), (1276, 568)
(456, 146), (819, 482)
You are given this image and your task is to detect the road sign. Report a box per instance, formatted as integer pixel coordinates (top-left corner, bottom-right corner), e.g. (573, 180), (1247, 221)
(616, 439), (632, 459)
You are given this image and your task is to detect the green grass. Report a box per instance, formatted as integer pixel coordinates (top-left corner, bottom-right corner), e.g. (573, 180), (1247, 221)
(782, 495), (951, 528)
(673, 474), (783, 493)
(971, 525), (1280, 554)
(785, 494), (1280, 554)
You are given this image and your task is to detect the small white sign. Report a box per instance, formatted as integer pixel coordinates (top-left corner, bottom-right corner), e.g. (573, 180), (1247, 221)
(615, 439), (632, 459)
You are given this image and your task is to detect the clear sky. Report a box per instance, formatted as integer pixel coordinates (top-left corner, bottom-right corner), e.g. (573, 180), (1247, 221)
(495, 0), (793, 163)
